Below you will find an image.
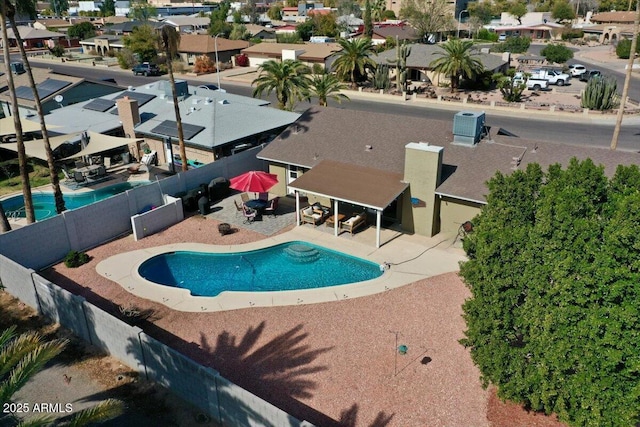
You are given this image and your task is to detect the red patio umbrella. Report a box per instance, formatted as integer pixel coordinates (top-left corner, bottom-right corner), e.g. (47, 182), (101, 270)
(229, 171), (279, 194)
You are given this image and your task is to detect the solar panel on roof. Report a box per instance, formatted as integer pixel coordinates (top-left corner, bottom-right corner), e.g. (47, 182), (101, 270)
(83, 98), (116, 112)
(15, 86), (33, 100)
(113, 91), (156, 107)
(150, 120), (204, 141)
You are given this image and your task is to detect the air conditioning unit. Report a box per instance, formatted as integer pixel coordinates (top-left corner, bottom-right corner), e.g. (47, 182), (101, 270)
(453, 111), (485, 146)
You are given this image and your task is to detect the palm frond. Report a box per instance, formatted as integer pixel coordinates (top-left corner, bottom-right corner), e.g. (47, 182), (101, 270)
(0, 330), (43, 378)
(15, 414), (55, 427)
(61, 399), (125, 427)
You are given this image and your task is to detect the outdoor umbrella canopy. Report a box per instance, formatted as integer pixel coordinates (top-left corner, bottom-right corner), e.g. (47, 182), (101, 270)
(229, 171), (279, 193)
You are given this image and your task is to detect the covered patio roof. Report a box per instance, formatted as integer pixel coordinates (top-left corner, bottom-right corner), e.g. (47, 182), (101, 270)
(0, 133), (80, 161)
(288, 160), (408, 211)
(61, 132), (142, 160)
(0, 117), (59, 137)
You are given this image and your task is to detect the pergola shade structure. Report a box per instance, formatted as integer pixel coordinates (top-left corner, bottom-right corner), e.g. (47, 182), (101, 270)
(0, 133), (80, 161)
(288, 159), (408, 248)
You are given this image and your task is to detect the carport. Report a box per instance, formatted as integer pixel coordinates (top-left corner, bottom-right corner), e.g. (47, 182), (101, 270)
(288, 160), (408, 248)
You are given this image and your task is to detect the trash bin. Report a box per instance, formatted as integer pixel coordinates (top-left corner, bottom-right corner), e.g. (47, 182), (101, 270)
(198, 195), (210, 215)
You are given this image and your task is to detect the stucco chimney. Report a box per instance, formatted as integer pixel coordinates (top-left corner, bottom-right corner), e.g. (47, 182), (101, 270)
(116, 97), (140, 160)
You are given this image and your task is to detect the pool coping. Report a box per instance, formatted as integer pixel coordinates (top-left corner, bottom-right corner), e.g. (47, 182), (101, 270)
(96, 228), (467, 312)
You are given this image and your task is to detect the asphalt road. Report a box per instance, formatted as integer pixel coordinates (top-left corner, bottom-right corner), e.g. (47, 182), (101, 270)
(14, 58), (640, 151)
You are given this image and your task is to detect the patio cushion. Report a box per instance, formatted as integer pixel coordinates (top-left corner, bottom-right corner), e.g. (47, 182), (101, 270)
(303, 207), (313, 215)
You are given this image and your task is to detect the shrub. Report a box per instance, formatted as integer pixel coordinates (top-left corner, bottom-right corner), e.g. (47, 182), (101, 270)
(615, 38), (640, 59)
(49, 44), (65, 57)
(193, 55), (216, 73)
(561, 28), (584, 40)
(477, 29), (498, 42)
(372, 64), (391, 90)
(235, 53), (249, 67)
(117, 48), (136, 69)
(491, 36), (531, 53)
(64, 250), (90, 268)
(540, 43), (574, 63)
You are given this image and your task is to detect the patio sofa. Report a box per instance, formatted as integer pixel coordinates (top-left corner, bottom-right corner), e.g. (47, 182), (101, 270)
(341, 212), (367, 235)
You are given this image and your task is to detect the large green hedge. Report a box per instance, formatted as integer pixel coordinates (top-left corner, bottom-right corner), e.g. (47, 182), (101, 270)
(460, 159), (640, 427)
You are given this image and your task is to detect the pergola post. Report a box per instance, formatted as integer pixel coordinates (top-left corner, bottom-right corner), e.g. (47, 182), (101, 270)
(295, 191), (300, 225)
(333, 199), (339, 236)
(376, 209), (381, 248)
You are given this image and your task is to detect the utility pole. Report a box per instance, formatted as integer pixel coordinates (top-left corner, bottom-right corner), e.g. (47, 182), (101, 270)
(610, 0), (639, 150)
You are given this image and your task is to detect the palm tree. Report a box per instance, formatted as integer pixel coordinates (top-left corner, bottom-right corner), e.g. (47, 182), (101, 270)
(252, 59), (310, 110)
(332, 38), (376, 89)
(429, 39), (484, 93)
(0, 326), (125, 426)
(0, 1), (35, 224)
(3, 0), (66, 215)
(309, 72), (350, 107)
(159, 26), (188, 172)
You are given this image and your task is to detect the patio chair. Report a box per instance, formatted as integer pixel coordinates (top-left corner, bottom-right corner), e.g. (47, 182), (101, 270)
(242, 205), (257, 224)
(258, 192), (269, 201)
(263, 197), (279, 217)
(240, 193), (250, 203)
(73, 171), (86, 184)
(233, 199), (243, 215)
(300, 205), (328, 226)
(341, 212), (367, 235)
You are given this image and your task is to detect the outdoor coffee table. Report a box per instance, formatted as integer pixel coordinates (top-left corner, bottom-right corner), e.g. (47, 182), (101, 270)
(325, 213), (346, 227)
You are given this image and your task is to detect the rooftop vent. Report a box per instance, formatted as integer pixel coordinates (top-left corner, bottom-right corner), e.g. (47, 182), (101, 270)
(452, 111), (485, 146)
(204, 97), (212, 104)
(165, 80), (188, 99)
(127, 85), (134, 91)
(365, 144), (373, 151)
(218, 99), (229, 105)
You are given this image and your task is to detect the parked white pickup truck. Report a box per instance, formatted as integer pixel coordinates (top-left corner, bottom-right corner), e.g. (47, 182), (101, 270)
(513, 72), (549, 91)
(530, 69), (571, 86)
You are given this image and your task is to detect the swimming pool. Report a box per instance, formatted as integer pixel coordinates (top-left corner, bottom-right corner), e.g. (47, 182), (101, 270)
(2, 181), (151, 220)
(138, 241), (383, 296)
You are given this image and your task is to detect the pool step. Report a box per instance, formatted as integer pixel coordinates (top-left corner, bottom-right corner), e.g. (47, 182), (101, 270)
(283, 244), (320, 263)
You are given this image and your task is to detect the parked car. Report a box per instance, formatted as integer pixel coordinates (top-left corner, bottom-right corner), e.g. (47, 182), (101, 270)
(530, 69), (571, 86)
(568, 64), (587, 77)
(579, 70), (602, 82)
(498, 33), (507, 42)
(132, 62), (160, 76)
(513, 72), (549, 91)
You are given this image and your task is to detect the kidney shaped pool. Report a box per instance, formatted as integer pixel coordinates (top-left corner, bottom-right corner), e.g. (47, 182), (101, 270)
(138, 241), (383, 296)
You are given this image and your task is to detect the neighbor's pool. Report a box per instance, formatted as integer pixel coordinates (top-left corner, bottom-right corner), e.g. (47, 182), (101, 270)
(138, 241), (383, 296)
(2, 181), (151, 220)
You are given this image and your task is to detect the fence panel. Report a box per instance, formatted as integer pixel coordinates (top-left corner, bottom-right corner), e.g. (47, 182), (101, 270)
(139, 333), (221, 421)
(82, 301), (145, 373)
(0, 215), (69, 269)
(33, 274), (91, 343)
(0, 255), (39, 310)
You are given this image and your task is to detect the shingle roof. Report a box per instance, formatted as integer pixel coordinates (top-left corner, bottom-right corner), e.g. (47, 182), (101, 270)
(6, 26), (64, 40)
(590, 11), (637, 23)
(259, 107), (640, 205)
(178, 35), (250, 54)
(372, 43), (507, 72)
(372, 26), (419, 41)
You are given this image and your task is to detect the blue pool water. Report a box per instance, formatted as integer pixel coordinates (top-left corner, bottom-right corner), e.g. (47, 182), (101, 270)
(138, 242), (383, 296)
(2, 181), (151, 220)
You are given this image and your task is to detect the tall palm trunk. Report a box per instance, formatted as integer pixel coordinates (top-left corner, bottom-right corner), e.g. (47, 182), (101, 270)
(4, 0), (65, 213)
(162, 29), (187, 172)
(1, 3), (35, 224)
(0, 201), (10, 232)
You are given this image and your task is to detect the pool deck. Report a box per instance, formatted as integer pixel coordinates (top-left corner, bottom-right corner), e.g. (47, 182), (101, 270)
(96, 226), (467, 312)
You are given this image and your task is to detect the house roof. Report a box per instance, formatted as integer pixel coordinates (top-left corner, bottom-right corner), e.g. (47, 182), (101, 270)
(289, 160), (408, 210)
(6, 26), (64, 40)
(178, 35), (250, 54)
(0, 68), (83, 109)
(372, 44), (507, 72)
(590, 11), (637, 23)
(44, 81), (300, 151)
(242, 42), (342, 61)
(161, 17), (210, 27)
(259, 107), (640, 205)
(106, 21), (168, 34)
(371, 26), (419, 41)
(245, 24), (276, 35)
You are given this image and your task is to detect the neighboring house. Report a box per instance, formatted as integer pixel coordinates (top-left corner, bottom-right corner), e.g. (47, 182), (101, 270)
(274, 24), (299, 35)
(104, 20), (170, 36)
(245, 24), (277, 41)
(582, 11), (638, 44)
(41, 81), (300, 164)
(2, 26), (67, 49)
(282, 7), (300, 19)
(241, 42), (342, 70)
(258, 107), (640, 247)
(0, 69), (120, 117)
(178, 35), (250, 66)
(336, 15), (364, 34)
(490, 12), (564, 40)
(363, 25), (420, 45)
(161, 16), (211, 33)
(33, 18), (93, 34)
(80, 35), (125, 55)
(372, 43), (508, 85)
